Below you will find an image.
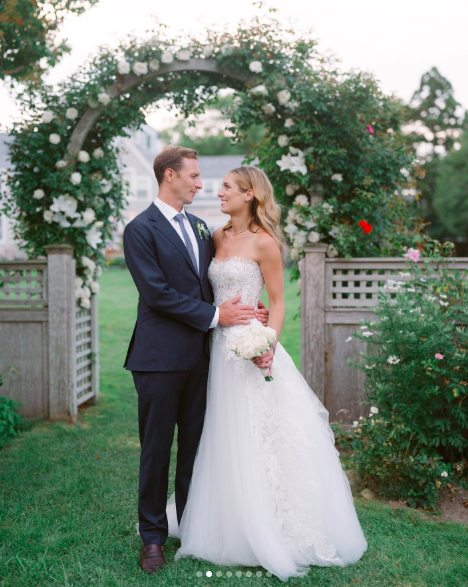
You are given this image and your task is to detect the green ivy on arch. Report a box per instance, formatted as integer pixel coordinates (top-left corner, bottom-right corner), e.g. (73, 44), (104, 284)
(2, 11), (418, 306)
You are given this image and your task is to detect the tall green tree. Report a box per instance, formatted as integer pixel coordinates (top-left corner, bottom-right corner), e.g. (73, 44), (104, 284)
(0, 0), (99, 82)
(433, 134), (468, 245)
(405, 67), (466, 238)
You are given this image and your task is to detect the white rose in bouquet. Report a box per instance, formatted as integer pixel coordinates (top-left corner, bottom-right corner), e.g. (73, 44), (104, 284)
(231, 324), (277, 381)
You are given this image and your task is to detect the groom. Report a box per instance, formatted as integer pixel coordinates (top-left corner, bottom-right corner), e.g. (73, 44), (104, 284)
(123, 146), (268, 575)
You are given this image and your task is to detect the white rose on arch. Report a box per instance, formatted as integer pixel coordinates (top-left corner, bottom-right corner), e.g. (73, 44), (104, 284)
(82, 208), (96, 225)
(250, 85), (268, 96)
(293, 230), (308, 247)
(133, 61), (148, 76)
(294, 194), (309, 207)
(33, 189), (45, 200)
(43, 210), (54, 223)
(289, 248), (300, 261)
(49, 133), (61, 145)
(322, 202), (334, 214)
(284, 118), (295, 128)
(149, 60), (160, 71)
(161, 51), (174, 64)
(331, 173), (343, 182)
(277, 135), (289, 147)
(327, 244), (339, 258)
(177, 50), (192, 61)
(90, 281), (100, 294)
(70, 172), (82, 185)
(97, 92), (111, 105)
(42, 110), (54, 123)
(277, 90), (291, 106)
(86, 225), (103, 249)
(249, 61), (263, 73)
(262, 103), (276, 115)
(78, 150), (90, 163)
(283, 223), (298, 237)
(147, 34), (160, 47)
(285, 183), (298, 196)
(66, 107), (79, 120)
(307, 231), (321, 243)
(81, 255), (96, 273)
(287, 101), (300, 111)
(93, 148), (104, 159)
(117, 60), (131, 75)
(55, 160), (67, 169)
(202, 45), (214, 58)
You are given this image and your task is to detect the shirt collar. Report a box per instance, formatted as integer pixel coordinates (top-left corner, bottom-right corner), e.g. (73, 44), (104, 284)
(154, 197), (188, 221)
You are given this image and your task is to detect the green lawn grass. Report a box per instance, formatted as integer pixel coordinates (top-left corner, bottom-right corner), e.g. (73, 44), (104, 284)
(1, 269), (467, 586)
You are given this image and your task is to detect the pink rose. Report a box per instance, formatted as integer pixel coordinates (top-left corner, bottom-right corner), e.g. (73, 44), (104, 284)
(435, 353), (444, 360)
(366, 125), (374, 134)
(403, 247), (420, 263)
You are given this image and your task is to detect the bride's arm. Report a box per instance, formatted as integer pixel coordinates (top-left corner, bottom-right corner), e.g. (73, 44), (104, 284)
(254, 236), (285, 374)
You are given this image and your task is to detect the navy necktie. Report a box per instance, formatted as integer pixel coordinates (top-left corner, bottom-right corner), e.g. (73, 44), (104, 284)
(174, 213), (198, 274)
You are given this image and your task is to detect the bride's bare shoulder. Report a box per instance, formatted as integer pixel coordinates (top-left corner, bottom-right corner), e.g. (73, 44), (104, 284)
(254, 230), (282, 263)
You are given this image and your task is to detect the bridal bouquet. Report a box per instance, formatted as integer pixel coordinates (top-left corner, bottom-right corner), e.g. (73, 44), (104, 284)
(231, 324), (277, 382)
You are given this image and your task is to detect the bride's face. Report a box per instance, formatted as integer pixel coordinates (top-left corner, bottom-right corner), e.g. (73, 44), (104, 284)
(218, 173), (251, 215)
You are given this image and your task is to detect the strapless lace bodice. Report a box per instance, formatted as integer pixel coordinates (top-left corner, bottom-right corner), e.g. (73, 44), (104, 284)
(208, 257), (264, 308)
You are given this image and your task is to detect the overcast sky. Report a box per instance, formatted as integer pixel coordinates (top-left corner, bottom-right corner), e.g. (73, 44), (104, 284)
(1, 0), (467, 131)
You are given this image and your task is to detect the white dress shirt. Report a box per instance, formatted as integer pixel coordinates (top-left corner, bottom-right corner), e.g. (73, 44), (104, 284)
(154, 197), (219, 329)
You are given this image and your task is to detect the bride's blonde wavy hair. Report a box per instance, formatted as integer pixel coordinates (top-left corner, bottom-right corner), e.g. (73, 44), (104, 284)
(223, 166), (285, 266)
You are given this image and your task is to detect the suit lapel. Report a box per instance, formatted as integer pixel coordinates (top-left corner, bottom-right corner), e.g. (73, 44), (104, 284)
(186, 212), (206, 279)
(147, 203), (199, 279)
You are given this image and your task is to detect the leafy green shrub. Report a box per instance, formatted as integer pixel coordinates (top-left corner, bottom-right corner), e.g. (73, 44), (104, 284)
(344, 248), (468, 508)
(0, 376), (24, 448)
(105, 256), (127, 269)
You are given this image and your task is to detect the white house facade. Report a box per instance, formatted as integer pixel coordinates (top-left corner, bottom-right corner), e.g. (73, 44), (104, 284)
(0, 126), (245, 257)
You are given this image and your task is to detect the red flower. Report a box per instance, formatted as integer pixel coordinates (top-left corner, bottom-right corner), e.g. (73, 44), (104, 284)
(359, 220), (372, 233)
(366, 125), (374, 134)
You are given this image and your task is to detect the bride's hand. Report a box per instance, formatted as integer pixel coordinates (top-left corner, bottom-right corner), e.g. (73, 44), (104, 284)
(253, 347), (275, 376)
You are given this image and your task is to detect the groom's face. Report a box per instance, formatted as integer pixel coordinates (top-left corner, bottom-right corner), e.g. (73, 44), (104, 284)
(171, 158), (203, 205)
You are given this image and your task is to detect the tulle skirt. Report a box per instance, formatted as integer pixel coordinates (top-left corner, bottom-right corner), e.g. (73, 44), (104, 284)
(167, 325), (367, 581)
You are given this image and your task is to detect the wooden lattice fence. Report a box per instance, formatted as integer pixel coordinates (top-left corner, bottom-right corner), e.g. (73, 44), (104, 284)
(300, 244), (468, 422)
(0, 245), (99, 419)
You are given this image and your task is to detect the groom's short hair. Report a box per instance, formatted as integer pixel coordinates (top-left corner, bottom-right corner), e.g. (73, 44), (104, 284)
(153, 145), (198, 185)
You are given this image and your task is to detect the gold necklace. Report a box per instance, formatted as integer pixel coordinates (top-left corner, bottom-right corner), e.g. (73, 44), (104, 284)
(230, 226), (249, 236)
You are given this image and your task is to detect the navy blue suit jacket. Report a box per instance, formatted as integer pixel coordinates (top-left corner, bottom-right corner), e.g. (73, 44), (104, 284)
(123, 202), (216, 371)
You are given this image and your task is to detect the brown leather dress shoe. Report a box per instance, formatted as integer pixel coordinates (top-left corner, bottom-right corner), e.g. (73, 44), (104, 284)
(140, 544), (166, 574)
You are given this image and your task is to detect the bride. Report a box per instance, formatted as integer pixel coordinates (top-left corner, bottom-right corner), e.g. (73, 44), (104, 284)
(167, 166), (367, 581)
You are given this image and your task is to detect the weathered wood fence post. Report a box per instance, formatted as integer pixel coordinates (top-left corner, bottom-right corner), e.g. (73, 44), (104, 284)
(300, 244), (327, 403)
(45, 244), (77, 420)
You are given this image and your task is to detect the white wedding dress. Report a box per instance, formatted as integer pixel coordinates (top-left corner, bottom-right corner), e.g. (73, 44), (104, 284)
(166, 257), (367, 581)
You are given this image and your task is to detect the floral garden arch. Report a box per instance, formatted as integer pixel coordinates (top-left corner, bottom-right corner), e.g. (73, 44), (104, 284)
(4, 14), (418, 307)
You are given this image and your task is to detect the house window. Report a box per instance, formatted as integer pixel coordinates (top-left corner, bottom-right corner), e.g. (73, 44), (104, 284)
(204, 182), (213, 195)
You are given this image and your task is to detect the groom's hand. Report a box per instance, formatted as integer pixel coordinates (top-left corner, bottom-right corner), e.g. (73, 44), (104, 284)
(218, 296), (256, 326)
(256, 301), (269, 325)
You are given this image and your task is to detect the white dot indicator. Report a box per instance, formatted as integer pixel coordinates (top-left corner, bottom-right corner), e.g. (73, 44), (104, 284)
(206, 571), (212, 577)
(266, 571), (273, 577)
(246, 571), (252, 577)
(216, 571), (222, 577)
(226, 571), (233, 577)
(196, 571), (202, 577)
(256, 571), (263, 577)
(236, 571), (243, 577)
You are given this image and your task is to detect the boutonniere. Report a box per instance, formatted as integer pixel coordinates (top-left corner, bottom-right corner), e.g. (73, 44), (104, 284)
(196, 221), (211, 240)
